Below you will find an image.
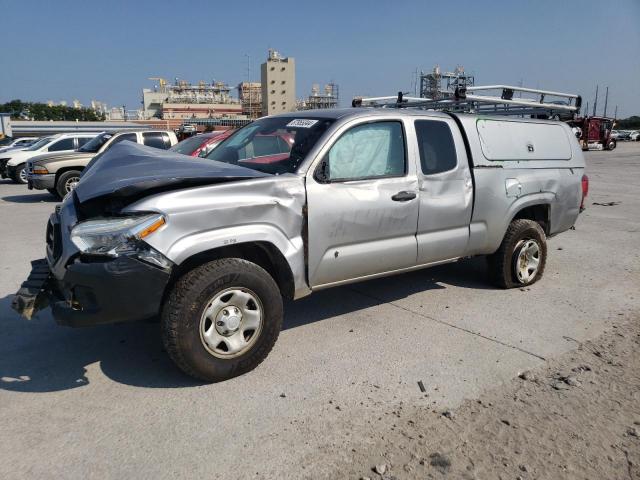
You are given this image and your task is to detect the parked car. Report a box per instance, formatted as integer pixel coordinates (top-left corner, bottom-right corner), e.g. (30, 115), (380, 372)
(26, 129), (178, 198)
(170, 130), (234, 157)
(13, 110), (587, 382)
(617, 131), (631, 141)
(629, 130), (640, 141)
(1, 133), (96, 184)
(0, 136), (39, 154)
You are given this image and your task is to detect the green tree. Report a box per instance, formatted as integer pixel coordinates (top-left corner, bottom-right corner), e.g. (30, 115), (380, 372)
(0, 100), (106, 121)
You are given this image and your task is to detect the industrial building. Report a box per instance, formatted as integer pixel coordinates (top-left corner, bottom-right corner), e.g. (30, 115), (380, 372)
(261, 49), (296, 115)
(419, 65), (474, 99)
(142, 78), (244, 121)
(237, 82), (262, 118)
(298, 83), (339, 110)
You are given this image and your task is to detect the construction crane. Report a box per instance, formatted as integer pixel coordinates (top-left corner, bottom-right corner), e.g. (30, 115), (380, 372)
(148, 77), (167, 92)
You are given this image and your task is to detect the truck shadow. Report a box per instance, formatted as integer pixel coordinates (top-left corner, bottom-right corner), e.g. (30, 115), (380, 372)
(1, 193), (59, 204)
(0, 258), (491, 393)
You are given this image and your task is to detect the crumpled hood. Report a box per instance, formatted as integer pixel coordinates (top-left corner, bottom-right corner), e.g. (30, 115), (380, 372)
(74, 142), (269, 204)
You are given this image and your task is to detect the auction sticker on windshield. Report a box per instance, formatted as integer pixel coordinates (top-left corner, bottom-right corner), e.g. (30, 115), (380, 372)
(286, 119), (319, 128)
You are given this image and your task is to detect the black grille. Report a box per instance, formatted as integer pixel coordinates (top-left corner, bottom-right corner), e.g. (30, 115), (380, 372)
(46, 218), (62, 261)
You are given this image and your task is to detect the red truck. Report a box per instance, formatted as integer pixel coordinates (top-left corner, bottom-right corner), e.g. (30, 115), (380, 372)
(568, 116), (616, 151)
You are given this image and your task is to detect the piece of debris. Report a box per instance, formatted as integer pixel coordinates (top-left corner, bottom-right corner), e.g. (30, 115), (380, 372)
(429, 452), (451, 473)
(442, 409), (455, 419)
(279, 393), (286, 398)
(557, 247), (563, 250)
(501, 419), (511, 426)
(592, 201), (621, 206)
(564, 376), (580, 387)
(571, 365), (592, 373)
(417, 380), (426, 393)
(552, 380), (569, 390)
(361, 477), (371, 480)
(374, 464), (387, 475)
(519, 371), (537, 382)
(627, 427), (639, 438)
(519, 464), (529, 472)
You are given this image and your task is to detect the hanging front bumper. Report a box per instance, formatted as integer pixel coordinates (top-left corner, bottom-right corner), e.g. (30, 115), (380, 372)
(11, 259), (52, 320)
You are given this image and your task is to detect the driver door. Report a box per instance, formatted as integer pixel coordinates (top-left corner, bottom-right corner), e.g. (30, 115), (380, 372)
(306, 119), (419, 287)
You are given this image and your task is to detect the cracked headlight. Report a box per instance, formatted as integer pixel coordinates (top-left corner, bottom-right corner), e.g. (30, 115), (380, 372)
(70, 213), (171, 268)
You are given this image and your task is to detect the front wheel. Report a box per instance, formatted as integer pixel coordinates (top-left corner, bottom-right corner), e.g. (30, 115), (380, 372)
(55, 170), (82, 198)
(161, 258), (283, 382)
(488, 219), (547, 289)
(11, 164), (27, 184)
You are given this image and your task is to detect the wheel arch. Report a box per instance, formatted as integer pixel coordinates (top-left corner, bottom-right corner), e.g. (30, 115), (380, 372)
(512, 203), (551, 235)
(54, 166), (84, 184)
(169, 241), (296, 300)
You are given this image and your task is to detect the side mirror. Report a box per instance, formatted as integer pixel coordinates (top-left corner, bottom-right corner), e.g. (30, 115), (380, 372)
(315, 157), (330, 183)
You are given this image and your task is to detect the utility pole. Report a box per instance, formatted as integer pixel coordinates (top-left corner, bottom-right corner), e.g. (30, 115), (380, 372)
(585, 101), (589, 118)
(245, 54), (252, 118)
(592, 85), (598, 116)
(614, 105), (618, 119)
(603, 86), (609, 117)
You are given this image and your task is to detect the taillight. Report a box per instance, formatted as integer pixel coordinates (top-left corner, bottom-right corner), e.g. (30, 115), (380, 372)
(580, 174), (589, 211)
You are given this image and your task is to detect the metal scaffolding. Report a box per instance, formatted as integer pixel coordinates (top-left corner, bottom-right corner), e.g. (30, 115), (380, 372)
(300, 83), (339, 110)
(419, 65), (475, 100)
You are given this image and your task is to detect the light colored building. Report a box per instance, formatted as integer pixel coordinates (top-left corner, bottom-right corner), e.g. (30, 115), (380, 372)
(261, 49), (296, 116)
(142, 78), (243, 120)
(298, 83), (339, 110)
(237, 82), (262, 118)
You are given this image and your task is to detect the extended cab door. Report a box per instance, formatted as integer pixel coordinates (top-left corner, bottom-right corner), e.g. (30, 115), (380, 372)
(306, 118), (419, 287)
(413, 117), (473, 264)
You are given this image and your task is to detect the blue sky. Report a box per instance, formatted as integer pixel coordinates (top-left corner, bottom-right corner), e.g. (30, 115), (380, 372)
(1, 0), (639, 116)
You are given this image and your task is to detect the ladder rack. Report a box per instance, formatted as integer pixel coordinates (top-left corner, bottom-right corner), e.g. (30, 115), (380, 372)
(353, 85), (582, 119)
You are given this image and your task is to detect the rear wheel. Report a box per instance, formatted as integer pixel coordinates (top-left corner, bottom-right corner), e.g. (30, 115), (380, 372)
(161, 258), (283, 382)
(488, 219), (547, 289)
(55, 170), (82, 198)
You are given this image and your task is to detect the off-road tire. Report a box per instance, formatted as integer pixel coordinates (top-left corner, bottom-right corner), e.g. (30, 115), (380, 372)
(11, 163), (27, 184)
(161, 258), (283, 382)
(488, 219), (547, 289)
(55, 170), (82, 198)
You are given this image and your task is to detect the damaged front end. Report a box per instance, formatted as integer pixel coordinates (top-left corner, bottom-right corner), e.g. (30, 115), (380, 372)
(12, 142), (270, 327)
(12, 203), (175, 327)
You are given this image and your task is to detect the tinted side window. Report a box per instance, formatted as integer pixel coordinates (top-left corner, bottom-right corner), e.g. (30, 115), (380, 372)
(77, 137), (93, 148)
(415, 120), (457, 175)
(323, 121), (405, 181)
(48, 138), (76, 152)
(143, 132), (170, 149)
(109, 133), (137, 148)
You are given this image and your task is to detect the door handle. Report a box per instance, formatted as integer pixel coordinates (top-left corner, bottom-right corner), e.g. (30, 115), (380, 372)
(391, 191), (417, 202)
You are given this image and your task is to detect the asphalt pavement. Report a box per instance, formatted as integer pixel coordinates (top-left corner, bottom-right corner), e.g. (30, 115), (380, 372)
(1, 143), (638, 479)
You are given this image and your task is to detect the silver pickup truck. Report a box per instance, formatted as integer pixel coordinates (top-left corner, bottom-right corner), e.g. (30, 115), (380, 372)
(12, 108), (588, 382)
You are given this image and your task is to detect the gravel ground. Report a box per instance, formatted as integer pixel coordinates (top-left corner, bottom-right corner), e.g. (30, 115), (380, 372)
(340, 316), (640, 480)
(0, 142), (639, 479)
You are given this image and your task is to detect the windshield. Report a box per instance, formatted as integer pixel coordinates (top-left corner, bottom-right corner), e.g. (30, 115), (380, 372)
(206, 116), (335, 174)
(25, 136), (54, 151)
(78, 132), (112, 153)
(170, 135), (209, 155)
(0, 137), (14, 146)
